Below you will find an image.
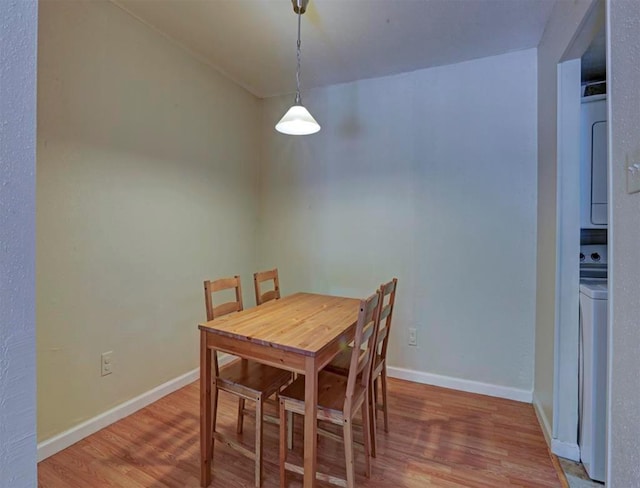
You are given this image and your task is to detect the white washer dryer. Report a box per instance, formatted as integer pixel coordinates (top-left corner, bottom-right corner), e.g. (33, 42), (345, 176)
(578, 245), (608, 482)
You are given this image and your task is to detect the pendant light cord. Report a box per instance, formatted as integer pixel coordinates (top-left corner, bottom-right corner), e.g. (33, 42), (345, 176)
(295, 0), (302, 104)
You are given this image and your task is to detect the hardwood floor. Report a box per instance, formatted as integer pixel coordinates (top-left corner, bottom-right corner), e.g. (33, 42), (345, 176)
(38, 378), (561, 487)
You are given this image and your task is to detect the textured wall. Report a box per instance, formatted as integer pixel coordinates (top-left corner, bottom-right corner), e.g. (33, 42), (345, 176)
(37, 0), (260, 441)
(607, 1), (640, 485)
(0, 0), (38, 485)
(260, 49), (538, 393)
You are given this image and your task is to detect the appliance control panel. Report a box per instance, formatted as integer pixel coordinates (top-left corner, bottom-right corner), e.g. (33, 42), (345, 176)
(580, 244), (608, 265)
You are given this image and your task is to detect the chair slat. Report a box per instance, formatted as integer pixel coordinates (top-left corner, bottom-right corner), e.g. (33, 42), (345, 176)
(212, 301), (241, 318)
(211, 277), (241, 292)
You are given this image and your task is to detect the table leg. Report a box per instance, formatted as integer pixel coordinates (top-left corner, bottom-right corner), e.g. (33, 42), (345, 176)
(200, 330), (212, 487)
(303, 357), (318, 488)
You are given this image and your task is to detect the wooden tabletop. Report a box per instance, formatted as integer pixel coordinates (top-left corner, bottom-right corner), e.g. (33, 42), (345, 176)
(198, 292), (360, 356)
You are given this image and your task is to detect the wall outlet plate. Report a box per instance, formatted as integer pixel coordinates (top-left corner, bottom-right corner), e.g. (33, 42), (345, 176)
(408, 328), (417, 346)
(101, 351), (113, 376)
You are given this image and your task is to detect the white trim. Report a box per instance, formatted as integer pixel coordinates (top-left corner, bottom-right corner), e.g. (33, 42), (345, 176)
(387, 366), (532, 403)
(553, 57), (582, 447)
(533, 393), (580, 461)
(551, 438), (581, 462)
(37, 354), (233, 462)
(533, 393), (553, 446)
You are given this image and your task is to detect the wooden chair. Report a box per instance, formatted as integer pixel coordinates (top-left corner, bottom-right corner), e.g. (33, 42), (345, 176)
(253, 268), (281, 305)
(278, 291), (381, 488)
(204, 276), (292, 487)
(325, 278), (398, 457)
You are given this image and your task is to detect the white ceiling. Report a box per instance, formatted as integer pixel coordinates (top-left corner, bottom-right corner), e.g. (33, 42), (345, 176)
(113, 0), (557, 99)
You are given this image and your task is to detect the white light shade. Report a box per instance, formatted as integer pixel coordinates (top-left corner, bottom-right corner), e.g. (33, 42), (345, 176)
(275, 104), (321, 135)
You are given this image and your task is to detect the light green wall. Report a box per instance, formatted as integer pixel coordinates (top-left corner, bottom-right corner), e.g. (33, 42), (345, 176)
(259, 50), (539, 393)
(37, 0), (260, 441)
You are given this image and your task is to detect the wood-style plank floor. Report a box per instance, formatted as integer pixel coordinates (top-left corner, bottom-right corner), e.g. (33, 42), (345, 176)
(38, 378), (561, 487)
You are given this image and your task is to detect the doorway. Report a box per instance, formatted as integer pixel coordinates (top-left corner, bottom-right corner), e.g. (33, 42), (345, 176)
(553, 1), (607, 485)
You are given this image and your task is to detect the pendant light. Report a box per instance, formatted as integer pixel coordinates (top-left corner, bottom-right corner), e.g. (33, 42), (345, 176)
(275, 0), (321, 135)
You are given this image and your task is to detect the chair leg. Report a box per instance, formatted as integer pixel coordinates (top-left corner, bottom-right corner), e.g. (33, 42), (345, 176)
(381, 366), (389, 433)
(211, 385), (219, 461)
(279, 399), (287, 488)
(343, 418), (356, 488)
(361, 399), (372, 478)
(373, 377), (378, 407)
(255, 396), (263, 488)
(287, 411), (294, 450)
(237, 398), (246, 434)
(369, 378), (377, 458)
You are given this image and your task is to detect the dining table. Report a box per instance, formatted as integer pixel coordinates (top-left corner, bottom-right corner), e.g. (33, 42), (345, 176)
(199, 291), (361, 488)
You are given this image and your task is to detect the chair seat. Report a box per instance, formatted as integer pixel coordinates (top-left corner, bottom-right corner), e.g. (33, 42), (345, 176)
(279, 371), (367, 416)
(217, 359), (291, 397)
(325, 348), (383, 376)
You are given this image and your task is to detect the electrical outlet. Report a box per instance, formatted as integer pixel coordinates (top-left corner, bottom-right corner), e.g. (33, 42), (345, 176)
(101, 351), (113, 376)
(408, 328), (417, 346)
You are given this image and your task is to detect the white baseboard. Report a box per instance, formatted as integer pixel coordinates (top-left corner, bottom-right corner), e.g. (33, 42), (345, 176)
(533, 393), (552, 446)
(551, 438), (580, 462)
(387, 366), (532, 403)
(531, 393), (580, 461)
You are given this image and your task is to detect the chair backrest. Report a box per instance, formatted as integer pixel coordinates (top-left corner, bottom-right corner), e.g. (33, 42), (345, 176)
(376, 278), (398, 361)
(204, 275), (244, 321)
(203, 275), (244, 376)
(344, 290), (382, 410)
(253, 268), (281, 305)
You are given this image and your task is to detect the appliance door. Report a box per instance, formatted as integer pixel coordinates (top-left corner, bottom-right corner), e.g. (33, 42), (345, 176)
(591, 120), (608, 225)
(580, 97), (607, 229)
(578, 287), (608, 482)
